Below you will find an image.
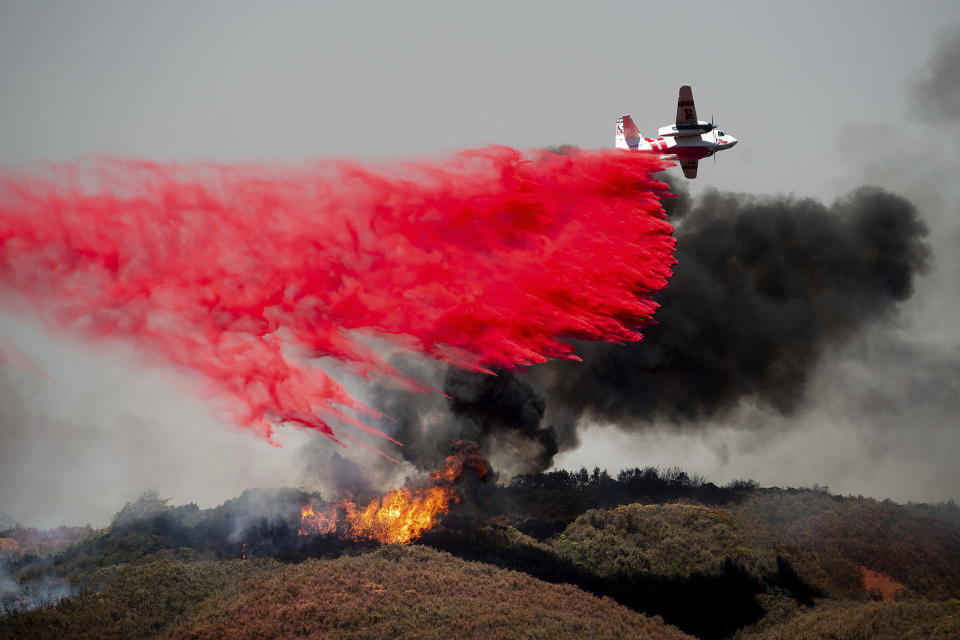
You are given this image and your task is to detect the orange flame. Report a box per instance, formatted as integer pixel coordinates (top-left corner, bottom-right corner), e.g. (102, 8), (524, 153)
(298, 441), (488, 544)
(297, 503), (338, 536)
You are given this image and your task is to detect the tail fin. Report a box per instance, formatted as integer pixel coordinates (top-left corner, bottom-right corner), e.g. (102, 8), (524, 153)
(616, 115), (643, 149)
(676, 85), (697, 125)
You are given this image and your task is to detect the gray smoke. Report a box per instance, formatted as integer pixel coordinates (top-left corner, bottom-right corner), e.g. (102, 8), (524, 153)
(0, 555), (75, 616)
(916, 26), (960, 122)
(378, 366), (554, 478)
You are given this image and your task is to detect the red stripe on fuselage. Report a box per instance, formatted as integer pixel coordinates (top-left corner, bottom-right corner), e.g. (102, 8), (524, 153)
(638, 137), (709, 160)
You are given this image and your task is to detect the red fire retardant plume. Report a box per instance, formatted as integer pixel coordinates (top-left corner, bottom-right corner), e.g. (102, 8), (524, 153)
(0, 147), (675, 447)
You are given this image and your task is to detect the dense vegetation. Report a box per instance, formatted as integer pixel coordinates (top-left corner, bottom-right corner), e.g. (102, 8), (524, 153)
(1, 559), (265, 639)
(1, 549), (694, 640)
(2, 466), (959, 639)
(731, 490), (960, 600)
(734, 599), (960, 640)
(175, 546), (695, 640)
(422, 504), (799, 639)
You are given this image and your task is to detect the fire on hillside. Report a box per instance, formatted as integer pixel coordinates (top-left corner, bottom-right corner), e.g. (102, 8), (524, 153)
(298, 441), (489, 545)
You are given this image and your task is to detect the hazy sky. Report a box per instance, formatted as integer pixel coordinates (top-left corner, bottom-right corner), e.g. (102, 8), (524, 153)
(2, 1), (959, 527)
(1, 1), (956, 197)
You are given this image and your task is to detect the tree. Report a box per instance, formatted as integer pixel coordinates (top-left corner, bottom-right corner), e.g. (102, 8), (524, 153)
(111, 489), (171, 528)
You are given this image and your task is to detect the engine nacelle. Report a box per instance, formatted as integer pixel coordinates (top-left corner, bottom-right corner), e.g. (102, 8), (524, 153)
(657, 121), (717, 137)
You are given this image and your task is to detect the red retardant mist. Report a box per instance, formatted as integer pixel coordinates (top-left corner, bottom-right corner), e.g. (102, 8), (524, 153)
(0, 147), (675, 450)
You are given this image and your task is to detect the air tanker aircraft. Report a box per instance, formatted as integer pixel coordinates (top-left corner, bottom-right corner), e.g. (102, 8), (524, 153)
(616, 85), (737, 179)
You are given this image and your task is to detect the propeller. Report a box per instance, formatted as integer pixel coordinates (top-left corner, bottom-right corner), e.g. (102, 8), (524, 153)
(710, 113), (717, 164)
(712, 114), (718, 163)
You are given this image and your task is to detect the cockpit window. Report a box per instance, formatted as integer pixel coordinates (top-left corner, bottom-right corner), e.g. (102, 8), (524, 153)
(718, 131), (725, 136)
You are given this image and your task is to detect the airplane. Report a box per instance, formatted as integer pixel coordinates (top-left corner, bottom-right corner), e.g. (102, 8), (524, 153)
(616, 85), (737, 179)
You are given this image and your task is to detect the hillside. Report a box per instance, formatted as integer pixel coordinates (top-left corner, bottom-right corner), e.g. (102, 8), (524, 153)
(2, 468), (960, 639)
(553, 504), (749, 577)
(729, 490), (960, 600)
(0, 525), (92, 557)
(1, 547), (694, 640)
(734, 599), (960, 640)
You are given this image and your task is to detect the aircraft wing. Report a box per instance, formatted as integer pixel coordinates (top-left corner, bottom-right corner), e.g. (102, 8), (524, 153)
(676, 85), (697, 126)
(680, 158), (699, 179)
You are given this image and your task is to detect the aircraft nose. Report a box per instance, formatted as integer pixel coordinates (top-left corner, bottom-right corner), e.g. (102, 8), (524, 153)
(726, 136), (737, 148)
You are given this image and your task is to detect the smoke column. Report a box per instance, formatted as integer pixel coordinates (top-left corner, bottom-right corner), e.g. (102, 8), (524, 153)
(0, 148), (674, 448)
(535, 185), (930, 434)
(374, 180), (931, 475)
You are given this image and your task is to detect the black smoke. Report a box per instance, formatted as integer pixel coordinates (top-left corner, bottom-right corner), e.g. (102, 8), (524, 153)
(533, 184), (930, 432)
(367, 182), (930, 476)
(370, 363), (551, 477)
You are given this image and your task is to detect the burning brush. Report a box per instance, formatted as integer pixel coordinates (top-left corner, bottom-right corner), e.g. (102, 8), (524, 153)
(298, 441), (488, 545)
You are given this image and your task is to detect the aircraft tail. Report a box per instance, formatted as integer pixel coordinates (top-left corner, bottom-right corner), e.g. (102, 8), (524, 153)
(616, 115), (643, 150)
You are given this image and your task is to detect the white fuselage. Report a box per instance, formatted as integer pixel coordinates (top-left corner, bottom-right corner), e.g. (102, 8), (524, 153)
(617, 127), (737, 161)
